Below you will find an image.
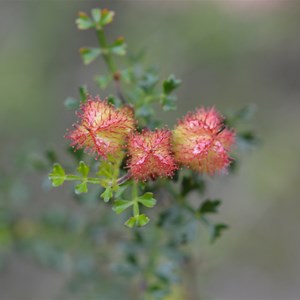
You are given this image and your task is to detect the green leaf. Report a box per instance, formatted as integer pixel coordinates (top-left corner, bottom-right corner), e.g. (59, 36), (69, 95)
(76, 12), (94, 30)
(124, 216), (137, 228)
(110, 37), (127, 56)
(106, 95), (117, 106)
(101, 186), (113, 202)
(99, 9), (115, 27)
(161, 94), (177, 111)
(211, 223), (228, 243)
(199, 199), (221, 214)
(163, 74), (181, 94)
(77, 161), (89, 177)
(95, 75), (112, 89)
(91, 8), (101, 23)
(181, 175), (206, 197)
(79, 47), (101, 65)
(124, 214), (150, 228)
(112, 200), (133, 214)
(138, 192), (156, 208)
(64, 97), (79, 110)
(49, 164), (65, 187)
(136, 214), (150, 227)
(79, 85), (88, 102)
(75, 181), (88, 194)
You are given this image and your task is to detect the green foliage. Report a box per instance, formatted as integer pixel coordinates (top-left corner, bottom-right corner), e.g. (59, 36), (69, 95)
(109, 37), (127, 56)
(101, 186), (113, 203)
(199, 199), (221, 214)
(163, 75), (181, 94)
(138, 192), (156, 208)
(80, 47), (101, 65)
(49, 163), (65, 187)
(76, 9), (115, 31)
(112, 199), (133, 214)
(125, 214), (150, 228)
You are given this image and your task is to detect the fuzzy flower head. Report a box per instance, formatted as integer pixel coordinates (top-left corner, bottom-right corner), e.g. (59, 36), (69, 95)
(172, 107), (235, 175)
(66, 96), (135, 159)
(127, 129), (177, 181)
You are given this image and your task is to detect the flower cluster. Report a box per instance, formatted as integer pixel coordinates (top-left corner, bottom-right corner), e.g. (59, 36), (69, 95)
(67, 96), (235, 180)
(127, 129), (177, 181)
(66, 96), (135, 158)
(172, 107), (235, 175)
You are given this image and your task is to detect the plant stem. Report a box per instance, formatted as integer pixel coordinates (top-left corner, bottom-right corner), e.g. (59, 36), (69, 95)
(64, 175), (101, 184)
(116, 172), (131, 185)
(96, 28), (127, 105)
(132, 181), (139, 217)
(96, 29), (116, 73)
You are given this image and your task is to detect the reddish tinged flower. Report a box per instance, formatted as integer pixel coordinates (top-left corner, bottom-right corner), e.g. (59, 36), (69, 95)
(172, 107), (235, 175)
(66, 96), (135, 159)
(127, 129), (177, 181)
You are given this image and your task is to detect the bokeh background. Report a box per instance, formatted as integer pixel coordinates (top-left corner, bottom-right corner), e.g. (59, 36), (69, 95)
(1, 0), (300, 299)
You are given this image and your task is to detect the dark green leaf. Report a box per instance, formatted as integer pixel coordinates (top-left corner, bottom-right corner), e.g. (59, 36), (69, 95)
(79, 85), (88, 102)
(112, 200), (133, 214)
(138, 192), (156, 208)
(163, 74), (181, 94)
(49, 164), (65, 187)
(211, 223), (228, 243)
(181, 174), (206, 197)
(199, 199), (221, 214)
(79, 47), (101, 65)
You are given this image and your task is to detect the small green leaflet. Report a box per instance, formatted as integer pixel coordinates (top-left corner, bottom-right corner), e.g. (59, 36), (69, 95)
(76, 12), (94, 30)
(101, 186), (113, 203)
(49, 163), (65, 187)
(125, 214), (150, 228)
(163, 74), (181, 94)
(138, 192), (156, 208)
(79, 47), (101, 65)
(199, 199), (221, 214)
(112, 200), (133, 214)
(77, 161), (89, 177)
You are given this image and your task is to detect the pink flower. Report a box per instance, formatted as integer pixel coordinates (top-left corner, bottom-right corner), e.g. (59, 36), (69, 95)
(127, 129), (177, 181)
(66, 96), (135, 159)
(172, 107), (235, 175)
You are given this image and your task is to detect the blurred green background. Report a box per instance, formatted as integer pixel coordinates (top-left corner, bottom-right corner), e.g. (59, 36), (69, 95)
(1, 0), (300, 299)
